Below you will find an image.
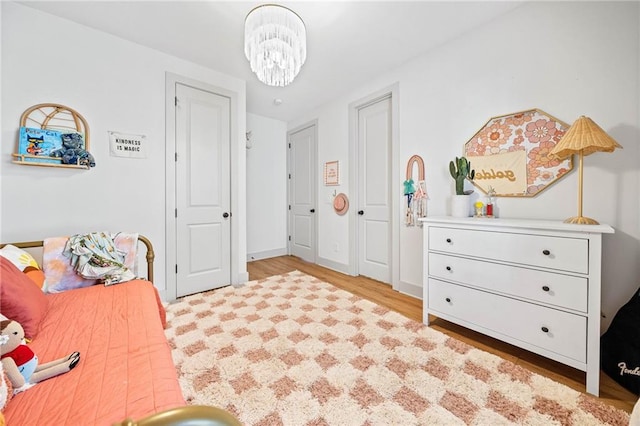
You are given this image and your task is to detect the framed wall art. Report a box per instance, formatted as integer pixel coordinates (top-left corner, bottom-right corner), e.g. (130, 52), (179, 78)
(464, 108), (573, 197)
(324, 161), (339, 186)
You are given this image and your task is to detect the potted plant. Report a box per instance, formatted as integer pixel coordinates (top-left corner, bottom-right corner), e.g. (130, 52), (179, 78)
(449, 156), (475, 217)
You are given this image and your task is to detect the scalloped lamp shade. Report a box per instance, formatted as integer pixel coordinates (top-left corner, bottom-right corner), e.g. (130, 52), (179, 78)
(549, 116), (622, 225)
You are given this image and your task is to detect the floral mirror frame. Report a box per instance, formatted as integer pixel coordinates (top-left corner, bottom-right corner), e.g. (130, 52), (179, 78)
(464, 108), (573, 197)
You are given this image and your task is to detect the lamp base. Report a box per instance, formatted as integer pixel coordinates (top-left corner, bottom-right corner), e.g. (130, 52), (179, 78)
(564, 216), (600, 225)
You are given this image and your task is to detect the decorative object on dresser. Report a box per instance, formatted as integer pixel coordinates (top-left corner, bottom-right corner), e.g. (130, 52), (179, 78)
(420, 216), (614, 396)
(549, 116), (622, 225)
(464, 109), (572, 197)
(448, 156), (475, 217)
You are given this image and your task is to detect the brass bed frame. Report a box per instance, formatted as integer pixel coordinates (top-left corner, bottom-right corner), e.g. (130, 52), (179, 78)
(0, 237), (242, 425)
(0, 235), (155, 283)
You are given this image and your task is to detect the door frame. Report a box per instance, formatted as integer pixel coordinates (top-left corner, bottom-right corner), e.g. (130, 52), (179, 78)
(165, 72), (242, 301)
(287, 120), (318, 262)
(348, 83), (400, 288)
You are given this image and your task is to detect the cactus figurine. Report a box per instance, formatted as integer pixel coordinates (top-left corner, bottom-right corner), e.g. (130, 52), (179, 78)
(449, 156), (475, 195)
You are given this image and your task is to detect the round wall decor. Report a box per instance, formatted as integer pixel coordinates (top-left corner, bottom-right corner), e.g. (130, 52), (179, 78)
(333, 193), (349, 215)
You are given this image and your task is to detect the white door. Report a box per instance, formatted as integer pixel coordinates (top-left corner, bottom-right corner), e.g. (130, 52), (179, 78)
(288, 124), (316, 262)
(175, 83), (231, 297)
(357, 96), (391, 283)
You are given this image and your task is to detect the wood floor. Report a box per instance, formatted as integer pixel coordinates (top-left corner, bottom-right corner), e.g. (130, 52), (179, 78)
(247, 255), (637, 414)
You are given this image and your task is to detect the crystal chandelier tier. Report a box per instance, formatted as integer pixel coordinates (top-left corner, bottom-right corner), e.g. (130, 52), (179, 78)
(244, 4), (306, 87)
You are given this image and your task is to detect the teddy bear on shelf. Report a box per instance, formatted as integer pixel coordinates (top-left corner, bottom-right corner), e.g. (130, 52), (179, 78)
(50, 133), (96, 167)
(0, 319), (80, 392)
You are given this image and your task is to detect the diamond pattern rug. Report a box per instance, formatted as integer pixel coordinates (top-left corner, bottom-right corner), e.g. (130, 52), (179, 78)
(165, 271), (629, 426)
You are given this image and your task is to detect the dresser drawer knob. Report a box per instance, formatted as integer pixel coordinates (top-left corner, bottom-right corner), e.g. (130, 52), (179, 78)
(445, 297), (451, 303)
(446, 266), (452, 271)
(541, 326), (549, 333)
(542, 249), (551, 256)
(542, 285), (550, 292)
(446, 238), (452, 243)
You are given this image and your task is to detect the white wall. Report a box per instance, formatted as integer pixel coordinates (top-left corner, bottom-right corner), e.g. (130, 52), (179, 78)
(246, 113), (288, 260)
(289, 1), (640, 328)
(1, 2), (248, 299)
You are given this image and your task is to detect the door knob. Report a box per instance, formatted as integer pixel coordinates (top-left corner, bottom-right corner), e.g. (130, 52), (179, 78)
(222, 212), (230, 218)
(358, 210), (364, 215)
(310, 209), (315, 213)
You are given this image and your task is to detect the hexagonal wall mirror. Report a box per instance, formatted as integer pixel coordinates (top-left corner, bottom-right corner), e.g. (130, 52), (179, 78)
(464, 108), (573, 197)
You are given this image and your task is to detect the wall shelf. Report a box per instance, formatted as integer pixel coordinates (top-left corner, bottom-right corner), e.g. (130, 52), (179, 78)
(11, 153), (91, 169)
(12, 103), (93, 170)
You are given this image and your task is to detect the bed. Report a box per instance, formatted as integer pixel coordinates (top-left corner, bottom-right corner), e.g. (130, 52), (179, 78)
(0, 235), (185, 425)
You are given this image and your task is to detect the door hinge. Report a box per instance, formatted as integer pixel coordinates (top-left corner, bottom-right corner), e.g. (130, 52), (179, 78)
(288, 143), (291, 148)
(175, 264), (178, 274)
(288, 173), (291, 179)
(175, 96), (178, 106)
(175, 208), (177, 218)
(288, 235), (291, 241)
(288, 205), (291, 210)
(175, 152), (178, 162)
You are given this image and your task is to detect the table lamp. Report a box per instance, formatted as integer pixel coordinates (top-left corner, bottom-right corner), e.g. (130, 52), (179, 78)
(549, 116), (622, 225)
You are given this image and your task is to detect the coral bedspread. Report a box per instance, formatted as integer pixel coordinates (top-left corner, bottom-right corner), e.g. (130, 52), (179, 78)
(3, 279), (185, 425)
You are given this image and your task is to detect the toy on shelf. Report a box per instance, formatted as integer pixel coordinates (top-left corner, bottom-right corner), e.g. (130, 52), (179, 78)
(12, 103), (95, 170)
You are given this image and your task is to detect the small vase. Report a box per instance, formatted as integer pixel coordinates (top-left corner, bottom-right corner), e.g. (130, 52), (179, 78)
(451, 194), (471, 218)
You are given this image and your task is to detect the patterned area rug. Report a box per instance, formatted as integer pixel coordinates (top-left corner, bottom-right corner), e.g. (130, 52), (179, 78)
(165, 271), (629, 426)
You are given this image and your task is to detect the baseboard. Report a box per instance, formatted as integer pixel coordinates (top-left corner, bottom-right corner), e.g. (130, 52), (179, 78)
(394, 280), (422, 299)
(237, 271), (249, 283)
(247, 248), (288, 262)
(317, 256), (352, 275)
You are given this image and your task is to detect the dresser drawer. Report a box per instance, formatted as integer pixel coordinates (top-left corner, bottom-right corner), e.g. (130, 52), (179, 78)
(428, 253), (588, 312)
(428, 278), (587, 363)
(428, 227), (588, 274)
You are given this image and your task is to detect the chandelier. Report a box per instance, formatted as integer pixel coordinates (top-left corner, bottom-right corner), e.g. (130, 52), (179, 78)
(244, 4), (307, 87)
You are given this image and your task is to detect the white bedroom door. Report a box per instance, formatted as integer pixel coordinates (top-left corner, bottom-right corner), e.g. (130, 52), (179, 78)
(357, 95), (392, 283)
(288, 124), (317, 263)
(175, 83), (231, 297)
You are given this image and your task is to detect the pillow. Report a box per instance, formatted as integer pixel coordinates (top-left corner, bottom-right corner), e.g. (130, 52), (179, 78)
(24, 268), (46, 290)
(42, 237), (98, 293)
(0, 245), (47, 290)
(0, 257), (48, 339)
(43, 233), (139, 293)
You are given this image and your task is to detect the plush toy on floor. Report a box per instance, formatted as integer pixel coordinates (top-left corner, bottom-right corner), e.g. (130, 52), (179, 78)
(0, 319), (80, 392)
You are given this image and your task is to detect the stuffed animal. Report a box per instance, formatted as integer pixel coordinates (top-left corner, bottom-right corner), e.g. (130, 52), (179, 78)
(0, 353), (11, 413)
(50, 133), (96, 167)
(0, 319), (80, 391)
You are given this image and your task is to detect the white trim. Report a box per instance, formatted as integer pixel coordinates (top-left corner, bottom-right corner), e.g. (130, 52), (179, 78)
(238, 271), (249, 283)
(247, 248), (288, 262)
(286, 120), (319, 262)
(165, 72), (243, 301)
(348, 83), (400, 289)
(317, 256), (351, 275)
(396, 280), (422, 299)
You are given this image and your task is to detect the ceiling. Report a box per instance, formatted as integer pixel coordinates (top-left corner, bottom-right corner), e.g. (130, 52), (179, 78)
(21, 1), (524, 122)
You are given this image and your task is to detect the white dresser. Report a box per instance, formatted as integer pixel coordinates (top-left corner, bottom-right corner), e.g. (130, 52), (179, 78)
(420, 216), (614, 396)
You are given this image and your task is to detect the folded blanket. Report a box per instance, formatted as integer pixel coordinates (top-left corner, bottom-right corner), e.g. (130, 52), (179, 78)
(63, 232), (136, 286)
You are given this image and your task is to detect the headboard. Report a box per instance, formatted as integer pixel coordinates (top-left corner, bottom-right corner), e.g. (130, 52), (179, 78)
(0, 235), (154, 283)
